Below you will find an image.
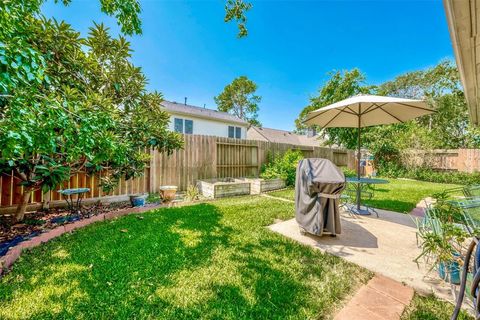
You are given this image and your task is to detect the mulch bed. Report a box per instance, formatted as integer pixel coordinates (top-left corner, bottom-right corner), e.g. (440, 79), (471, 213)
(0, 201), (160, 257)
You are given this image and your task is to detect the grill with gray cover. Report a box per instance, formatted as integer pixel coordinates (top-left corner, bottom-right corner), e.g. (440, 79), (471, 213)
(295, 158), (346, 236)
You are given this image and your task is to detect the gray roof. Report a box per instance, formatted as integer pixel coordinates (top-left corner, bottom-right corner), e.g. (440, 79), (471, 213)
(247, 126), (325, 147)
(160, 100), (248, 126)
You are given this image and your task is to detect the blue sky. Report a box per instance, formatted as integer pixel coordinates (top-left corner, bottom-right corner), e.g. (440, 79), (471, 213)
(43, 0), (453, 131)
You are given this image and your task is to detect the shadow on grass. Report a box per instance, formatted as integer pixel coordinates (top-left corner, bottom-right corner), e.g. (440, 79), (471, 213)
(363, 199), (416, 213)
(0, 204), (231, 319)
(0, 202), (341, 319)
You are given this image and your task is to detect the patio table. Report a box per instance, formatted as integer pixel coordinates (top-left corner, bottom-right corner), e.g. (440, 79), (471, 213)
(345, 177), (389, 215)
(57, 188), (90, 214)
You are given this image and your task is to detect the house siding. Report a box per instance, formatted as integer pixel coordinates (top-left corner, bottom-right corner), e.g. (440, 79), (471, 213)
(168, 113), (247, 138)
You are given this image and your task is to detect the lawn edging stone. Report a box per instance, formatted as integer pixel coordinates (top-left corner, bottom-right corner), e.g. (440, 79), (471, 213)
(0, 203), (165, 277)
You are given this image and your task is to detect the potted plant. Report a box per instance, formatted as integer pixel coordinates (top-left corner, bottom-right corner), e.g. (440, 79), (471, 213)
(159, 185), (178, 203)
(129, 193), (147, 207)
(416, 191), (468, 285)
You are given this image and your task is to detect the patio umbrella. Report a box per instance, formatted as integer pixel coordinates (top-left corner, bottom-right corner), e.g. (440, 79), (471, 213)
(304, 94), (435, 212)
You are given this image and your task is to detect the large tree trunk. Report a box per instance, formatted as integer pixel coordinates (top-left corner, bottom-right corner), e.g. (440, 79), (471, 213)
(15, 189), (32, 222)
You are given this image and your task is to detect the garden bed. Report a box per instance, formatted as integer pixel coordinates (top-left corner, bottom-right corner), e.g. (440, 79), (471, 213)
(197, 178), (251, 198)
(235, 178), (285, 194)
(0, 201), (152, 258)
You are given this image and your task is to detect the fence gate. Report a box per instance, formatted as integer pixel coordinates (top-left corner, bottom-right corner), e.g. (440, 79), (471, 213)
(216, 138), (259, 178)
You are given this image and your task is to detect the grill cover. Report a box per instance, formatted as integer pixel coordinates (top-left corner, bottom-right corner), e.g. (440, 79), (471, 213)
(295, 158), (346, 236)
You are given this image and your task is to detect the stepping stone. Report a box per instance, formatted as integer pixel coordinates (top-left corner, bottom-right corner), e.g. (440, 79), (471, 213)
(409, 207), (425, 218)
(335, 274), (414, 320)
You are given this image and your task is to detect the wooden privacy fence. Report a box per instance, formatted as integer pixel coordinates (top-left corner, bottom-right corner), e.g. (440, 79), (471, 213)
(149, 135), (354, 191)
(0, 134), (354, 211)
(404, 149), (480, 173)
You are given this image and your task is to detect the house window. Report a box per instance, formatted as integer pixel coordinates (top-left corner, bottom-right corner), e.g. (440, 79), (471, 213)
(174, 118), (183, 133)
(235, 127), (241, 139)
(228, 126), (242, 139)
(184, 119), (193, 134)
(174, 118), (193, 134)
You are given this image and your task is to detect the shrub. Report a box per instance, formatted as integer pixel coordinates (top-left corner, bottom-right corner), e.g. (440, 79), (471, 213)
(415, 191), (469, 274)
(340, 167), (356, 178)
(146, 192), (161, 204)
(378, 166), (480, 185)
(185, 185), (200, 201)
(260, 150), (304, 186)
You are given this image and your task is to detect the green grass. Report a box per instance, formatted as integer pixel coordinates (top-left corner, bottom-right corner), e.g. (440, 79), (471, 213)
(0, 196), (371, 319)
(401, 294), (473, 320)
(268, 178), (462, 213)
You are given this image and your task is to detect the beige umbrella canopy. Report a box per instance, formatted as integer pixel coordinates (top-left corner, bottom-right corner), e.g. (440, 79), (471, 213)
(304, 94), (435, 212)
(304, 94), (434, 128)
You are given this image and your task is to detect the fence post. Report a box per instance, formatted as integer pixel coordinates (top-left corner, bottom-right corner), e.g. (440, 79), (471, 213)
(42, 191), (51, 210)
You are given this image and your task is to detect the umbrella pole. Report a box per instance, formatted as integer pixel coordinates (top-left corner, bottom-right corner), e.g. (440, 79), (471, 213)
(357, 116), (361, 211)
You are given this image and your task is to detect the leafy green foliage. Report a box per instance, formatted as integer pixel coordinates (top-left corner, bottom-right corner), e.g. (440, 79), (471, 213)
(1, 0), (142, 37)
(379, 167), (480, 186)
(146, 192), (161, 204)
(377, 60), (476, 150)
(340, 167), (356, 178)
(214, 76), (261, 125)
(0, 197), (370, 319)
(401, 294), (473, 320)
(185, 185), (200, 201)
(295, 69), (374, 147)
(260, 149), (303, 186)
(224, 0), (252, 38)
(298, 61), (480, 179)
(0, 6), (183, 220)
(415, 191), (469, 272)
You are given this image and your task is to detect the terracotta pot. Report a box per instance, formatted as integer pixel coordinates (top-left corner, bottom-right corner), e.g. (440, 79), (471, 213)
(159, 186), (177, 203)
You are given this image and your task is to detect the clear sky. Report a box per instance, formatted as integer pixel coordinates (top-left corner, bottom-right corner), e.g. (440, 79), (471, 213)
(42, 0), (453, 131)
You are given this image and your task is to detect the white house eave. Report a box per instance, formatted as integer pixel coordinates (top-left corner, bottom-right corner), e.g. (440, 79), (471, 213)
(444, 0), (480, 126)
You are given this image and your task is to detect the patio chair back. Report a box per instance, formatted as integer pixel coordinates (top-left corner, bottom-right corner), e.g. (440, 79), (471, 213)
(463, 185), (480, 198)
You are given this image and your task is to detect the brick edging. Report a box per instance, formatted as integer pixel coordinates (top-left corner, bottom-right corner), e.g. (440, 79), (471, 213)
(0, 203), (166, 276)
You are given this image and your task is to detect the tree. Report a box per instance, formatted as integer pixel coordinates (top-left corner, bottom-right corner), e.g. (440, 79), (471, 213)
(377, 60), (475, 149)
(295, 69), (374, 148)
(298, 61), (480, 176)
(0, 11), (182, 221)
(224, 0), (252, 37)
(299, 61), (480, 150)
(214, 76), (262, 126)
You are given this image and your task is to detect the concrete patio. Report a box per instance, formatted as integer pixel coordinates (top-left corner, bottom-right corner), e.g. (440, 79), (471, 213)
(268, 208), (456, 303)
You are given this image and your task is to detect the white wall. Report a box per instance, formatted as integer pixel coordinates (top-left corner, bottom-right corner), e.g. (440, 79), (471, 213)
(168, 113), (247, 138)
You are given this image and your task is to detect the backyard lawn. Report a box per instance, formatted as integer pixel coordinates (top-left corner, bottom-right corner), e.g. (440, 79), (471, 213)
(268, 178), (462, 213)
(0, 196), (371, 319)
(0, 194), (473, 319)
(402, 294), (472, 320)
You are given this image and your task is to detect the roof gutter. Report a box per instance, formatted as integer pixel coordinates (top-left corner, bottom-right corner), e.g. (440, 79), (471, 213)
(444, 0), (479, 125)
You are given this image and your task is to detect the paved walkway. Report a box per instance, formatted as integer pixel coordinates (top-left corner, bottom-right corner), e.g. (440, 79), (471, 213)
(409, 197), (435, 218)
(268, 209), (455, 303)
(335, 275), (413, 320)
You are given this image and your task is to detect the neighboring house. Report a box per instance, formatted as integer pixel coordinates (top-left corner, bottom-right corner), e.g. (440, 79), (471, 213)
(161, 100), (248, 138)
(247, 126), (325, 147)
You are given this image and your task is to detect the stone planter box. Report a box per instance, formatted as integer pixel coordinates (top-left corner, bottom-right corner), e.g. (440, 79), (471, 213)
(197, 178), (251, 198)
(235, 178), (286, 194)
